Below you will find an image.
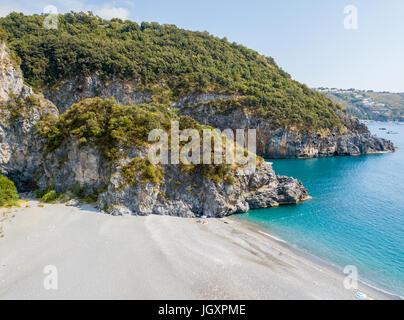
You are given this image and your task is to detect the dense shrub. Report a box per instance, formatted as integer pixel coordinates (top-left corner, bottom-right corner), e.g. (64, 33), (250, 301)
(0, 12), (343, 132)
(40, 190), (58, 202)
(37, 97), (174, 159)
(33, 189), (59, 202)
(38, 97), (236, 184)
(121, 157), (165, 186)
(0, 175), (19, 207)
(0, 27), (6, 41)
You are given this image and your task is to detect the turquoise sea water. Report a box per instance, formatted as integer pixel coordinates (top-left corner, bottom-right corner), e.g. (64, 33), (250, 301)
(237, 122), (404, 296)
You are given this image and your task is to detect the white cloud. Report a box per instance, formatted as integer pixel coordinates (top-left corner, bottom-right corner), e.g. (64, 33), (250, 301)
(94, 5), (130, 20)
(0, 4), (24, 17)
(0, 0), (82, 17)
(0, 1), (132, 20)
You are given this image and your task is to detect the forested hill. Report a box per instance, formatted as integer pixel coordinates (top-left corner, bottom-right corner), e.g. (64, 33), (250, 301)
(317, 88), (404, 122)
(0, 12), (343, 132)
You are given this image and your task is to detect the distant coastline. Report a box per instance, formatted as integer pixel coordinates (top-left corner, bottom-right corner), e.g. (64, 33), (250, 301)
(316, 88), (404, 122)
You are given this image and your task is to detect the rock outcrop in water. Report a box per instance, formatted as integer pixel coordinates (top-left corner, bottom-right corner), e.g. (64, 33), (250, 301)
(42, 141), (307, 217)
(0, 41), (308, 217)
(98, 159), (308, 217)
(37, 138), (308, 217)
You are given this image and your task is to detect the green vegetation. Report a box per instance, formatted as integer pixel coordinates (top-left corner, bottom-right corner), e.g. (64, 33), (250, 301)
(180, 162), (233, 184)
(0, 26), (21, 68)
(0, 27), (6, 41)
(226, 175), (235, 185)
(366, 92), (404, 121)
(0, 175), (19, 207)
(0, 12), (344, 132)
(196, 165), (232, 184)
(33, 185), (102, 203)
(37, 97), (173, 160)
(0, 94), (41, 123)
(37, 96), (236, 184)
(121, 157), (164, 186)
(34, 189), (59, 203)
(205, 95), (343, 132)
(71, 184), (103, 203)
(320, 89), (404, 122)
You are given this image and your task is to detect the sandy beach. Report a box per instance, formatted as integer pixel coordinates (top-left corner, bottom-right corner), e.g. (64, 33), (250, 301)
(0, 201), (395, 300)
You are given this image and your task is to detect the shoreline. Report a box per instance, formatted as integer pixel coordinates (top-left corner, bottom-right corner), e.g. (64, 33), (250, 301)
(0, 202), (401, 300)
(231, 216), (402, 300)
(262, 149), (396, 160)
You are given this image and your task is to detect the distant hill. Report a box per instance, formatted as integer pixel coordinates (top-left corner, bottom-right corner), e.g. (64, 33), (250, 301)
(316, 88), (404, 122)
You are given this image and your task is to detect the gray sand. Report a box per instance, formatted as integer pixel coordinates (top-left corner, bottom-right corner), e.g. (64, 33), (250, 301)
(0, 202), (393, 300)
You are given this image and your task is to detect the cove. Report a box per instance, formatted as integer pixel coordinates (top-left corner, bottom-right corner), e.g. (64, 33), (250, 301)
(237, 121), (404, 296)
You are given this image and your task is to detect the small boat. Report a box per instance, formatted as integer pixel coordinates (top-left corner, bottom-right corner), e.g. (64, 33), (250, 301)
(387, 131), (399, 135)
(379, 128), (387, 130)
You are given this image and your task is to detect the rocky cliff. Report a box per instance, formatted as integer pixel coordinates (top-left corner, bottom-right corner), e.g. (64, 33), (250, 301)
(42, 78), (395, 159)
(1, 13), (397, 160)
(0, 42), (59, 189)
(0, 13), (397, 219)
(39, 139), (308, 217)
(98, 161), (308, 218)
(42, 75), (151, 114)
(179, 100), (395, 158)
(0, 41), (308, 217)
(1, 13), (394, 160)
(0, 42), (23, 101)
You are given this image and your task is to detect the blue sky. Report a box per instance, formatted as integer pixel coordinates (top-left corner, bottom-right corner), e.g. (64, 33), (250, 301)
(1, 0), (404, 92)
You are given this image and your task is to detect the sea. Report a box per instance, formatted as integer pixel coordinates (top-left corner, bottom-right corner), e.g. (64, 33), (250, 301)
(237, 121), (404, 297)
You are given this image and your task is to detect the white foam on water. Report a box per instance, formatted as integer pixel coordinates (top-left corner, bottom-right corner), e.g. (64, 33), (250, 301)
(258, 230), (287, 243)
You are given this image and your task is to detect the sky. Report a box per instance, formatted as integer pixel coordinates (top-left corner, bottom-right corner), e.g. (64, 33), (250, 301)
(1, 0), (404, 92)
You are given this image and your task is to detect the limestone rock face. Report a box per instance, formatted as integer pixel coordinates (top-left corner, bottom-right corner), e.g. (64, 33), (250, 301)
(96, 159), (308, 218)
(43, 75), (151, 113)
(37, 139), (109, 192)
(0, 42), (59, 190)
(30, 137), (308, 217)
(0, 42), (24, 102)
(179, 104), (395, 158)
(43, 76), (238, 114)
(40, 73), (395, 159)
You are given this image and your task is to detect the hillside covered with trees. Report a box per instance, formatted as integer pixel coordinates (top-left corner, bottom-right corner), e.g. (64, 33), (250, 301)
(0, 12), (344, 132)
(317, 88), (404, 122)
